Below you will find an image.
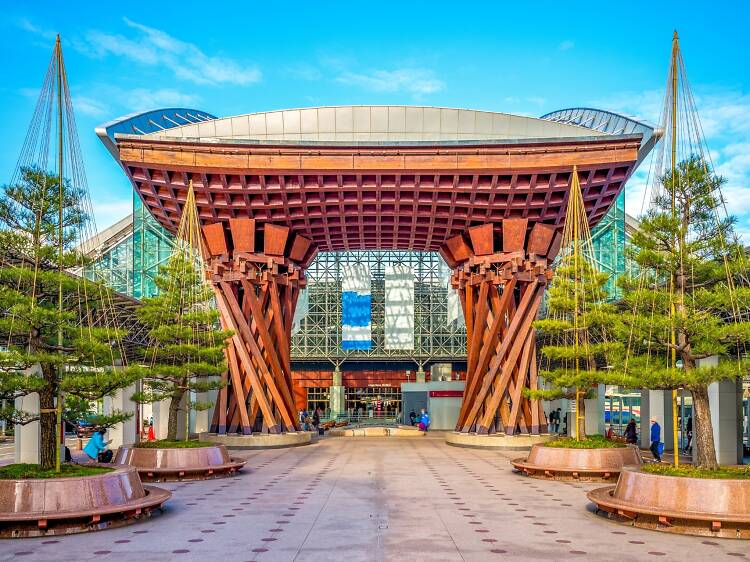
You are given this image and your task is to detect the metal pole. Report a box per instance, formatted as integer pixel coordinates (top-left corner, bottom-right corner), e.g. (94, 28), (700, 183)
(670, 31), (680, 468)
(55, 35), (64, 473)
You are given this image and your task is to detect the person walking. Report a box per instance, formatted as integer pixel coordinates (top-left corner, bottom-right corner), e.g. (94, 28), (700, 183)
(683, 416), (693, 454)
(554, 408), (562, 433)
(624, 419), (638, 444)
(418, 409), (430, 431)
(649, 418), (662, 462)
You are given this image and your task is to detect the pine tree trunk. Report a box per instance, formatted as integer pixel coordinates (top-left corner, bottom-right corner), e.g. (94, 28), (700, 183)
(691, 384), (718, 470)
(167, 391), (184, 441)
(577, 393), (586, 439)
(39, 384), (57, 470)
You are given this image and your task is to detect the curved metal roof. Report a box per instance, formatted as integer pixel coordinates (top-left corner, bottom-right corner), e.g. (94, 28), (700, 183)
(95, 107), (217, 159)
(114, 105), (612, 145)
(541, 107), (661, 166)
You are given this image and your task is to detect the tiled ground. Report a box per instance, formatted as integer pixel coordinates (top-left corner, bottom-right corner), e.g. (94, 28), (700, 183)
(0, 433), (744, 561)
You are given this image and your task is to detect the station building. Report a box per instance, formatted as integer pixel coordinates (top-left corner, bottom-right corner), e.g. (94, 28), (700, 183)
(86, 106), (641, 425)
(83, 106), (746, 450)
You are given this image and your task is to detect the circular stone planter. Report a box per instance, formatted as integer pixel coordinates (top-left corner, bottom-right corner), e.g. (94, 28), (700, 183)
(115, 444), (245, 482)
(446, 432), (554, 451)
(512, 443), (642, 481)
(199, 431), (311, 449)
(588, 467), (750, 539)
(329, 426), (425, 437)
(0, 465), (170, 538)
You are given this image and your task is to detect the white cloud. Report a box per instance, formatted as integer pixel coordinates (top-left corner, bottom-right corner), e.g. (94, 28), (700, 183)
(336, 68), (445, 96)
(558, 40), (575, 51)
(79, 18), (261, 86)
(16, 17), (57, 41)
(73, 96), (108, 117)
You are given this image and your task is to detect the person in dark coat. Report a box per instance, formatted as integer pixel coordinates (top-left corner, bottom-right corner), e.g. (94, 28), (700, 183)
(312, 408), (320, 429)
(624, 419), (638, 444)
(683, 416), (693, 454)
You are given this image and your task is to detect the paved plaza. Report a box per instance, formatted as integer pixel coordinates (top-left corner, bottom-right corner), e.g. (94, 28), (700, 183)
(0, 434), (744, 561)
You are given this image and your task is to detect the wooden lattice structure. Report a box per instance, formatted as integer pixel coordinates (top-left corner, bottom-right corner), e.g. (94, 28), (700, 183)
(442, 221), (559, 434)
(205, 220), (315, 434)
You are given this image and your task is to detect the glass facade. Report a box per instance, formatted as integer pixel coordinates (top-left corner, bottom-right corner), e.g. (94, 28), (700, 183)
(589, 191), (627, 299)
(82, 227), (134, 296)
(132, 193), (174, 299)
(291, 250), (465, 360)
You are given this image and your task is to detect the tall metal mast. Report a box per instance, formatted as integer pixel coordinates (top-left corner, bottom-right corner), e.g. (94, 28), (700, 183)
(55, 34), (64, 473)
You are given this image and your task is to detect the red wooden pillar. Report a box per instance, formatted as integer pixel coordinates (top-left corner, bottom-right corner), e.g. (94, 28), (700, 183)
(441, 221), (560, 435)
(205, 219), (315, 435)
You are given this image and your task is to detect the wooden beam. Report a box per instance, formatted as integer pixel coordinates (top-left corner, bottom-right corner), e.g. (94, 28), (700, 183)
(218, 281), (296, 432)
(501, 218), (528, 252)
(264, 223), (290, 256)
(203, 223), (228, 256)
(527, 223), (556, 256)
(240, 279), (297, 419)
(468, 224), (494, 256)
(461, 279), (540, 431)
(213, 285), (282, 433)
(229, 218), (256, 253)
(288, 234), (313, 263)
(225, 340), (252, 434)
(445, 234), (474, 262)
(475, 284), (544, 433)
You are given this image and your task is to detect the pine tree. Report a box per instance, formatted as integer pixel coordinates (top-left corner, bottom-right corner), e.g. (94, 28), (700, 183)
(534, 257), (622, 438)
(131, 252), (230, 441)
(0, 167), (137, 470)
(618, 157), (750, 469)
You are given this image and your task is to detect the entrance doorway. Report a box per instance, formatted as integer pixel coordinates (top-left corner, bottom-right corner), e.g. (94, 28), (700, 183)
(306, 387), (330, 416)
(346, 387), (401, 422)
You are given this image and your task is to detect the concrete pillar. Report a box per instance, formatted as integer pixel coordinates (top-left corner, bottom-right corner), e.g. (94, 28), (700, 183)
(640, 390), (674, 450)
(151, 394), (190, 440)
(584, 384), (606, 436)
(708, 379), (743, 465)
(14, 393), (40, 464)
(103, 383), (137, 448)
(329, 367), (345, 419)
(190, 391), (212, 436)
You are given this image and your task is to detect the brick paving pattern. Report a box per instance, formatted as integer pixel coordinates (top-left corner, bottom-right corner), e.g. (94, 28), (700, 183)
(0, 433), (741, 561)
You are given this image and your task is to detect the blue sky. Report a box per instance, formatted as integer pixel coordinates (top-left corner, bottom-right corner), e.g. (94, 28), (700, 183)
(2, 1), (749, 237)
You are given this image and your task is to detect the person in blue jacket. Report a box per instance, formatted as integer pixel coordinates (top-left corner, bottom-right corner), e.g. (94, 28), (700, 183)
(419, 409), (431, 432)
(84, 428), (113, 463)
(649, 418), (662, 462)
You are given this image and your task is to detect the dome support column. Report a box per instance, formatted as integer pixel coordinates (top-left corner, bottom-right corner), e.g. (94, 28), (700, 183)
(204, 220), (316, 435)
(440, 220), (561, 435)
